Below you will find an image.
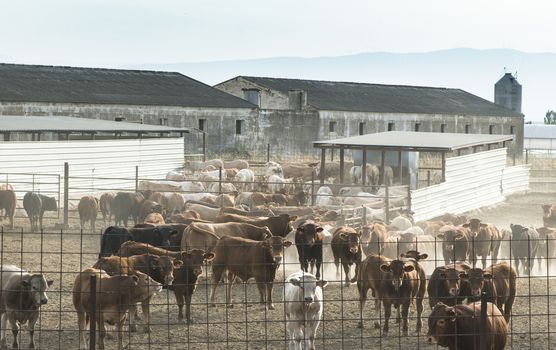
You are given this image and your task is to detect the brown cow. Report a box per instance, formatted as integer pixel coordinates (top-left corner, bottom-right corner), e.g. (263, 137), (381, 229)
(542, 204), (556, 228)
(78, 195), (99, 233)
(181, 222), (272, 252)
(295, 220), (325, 279)
(148, 192), (169, 210)
(116, 241), (185, 260)
(437, 225), (471, 265)
(356, 254), (426, 335)
(209, 235), (292, 310)
(536, 226), (556, 272)
(73, 269), (161, 349)
(427, 262), (472, 309)
(427, 302), (508, 350)
(459, 262), (517, 322)
(138, 200), (164, 223)
(361, 222), (388, 255)
(220, 206), (276, 217)
(99, 192), (115, 225)
(331, 226), (362, 286)
(438, 213), (468, 226)
(214, 213), (297, 237)
(0, 190), (16, 229)
(144, 212), (165, 224)
(462, 218), (502, 268)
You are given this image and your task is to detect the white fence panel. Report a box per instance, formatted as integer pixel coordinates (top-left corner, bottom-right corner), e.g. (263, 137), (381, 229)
(411, 148), (527, 222)
(0, 138), (184, 198)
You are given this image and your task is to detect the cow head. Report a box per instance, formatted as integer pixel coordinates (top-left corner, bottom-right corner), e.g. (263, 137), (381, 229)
(398, 231), (418, 254)
(400, 250), (428, 261)
(462, 218), (482, 234)
(262, 236), (292, 265)
(296, 221), (324, 247)
(380, 260), (415, 292)
(338, 229), (361, 254)
(156, 227), (179, 247)
(458, 268), (489, 298)
(437, 267), (466, 296)
(437, 226), (467, 253)
(180, 250), (215, 277)
(42, 196), (58, 211)
(22, 274), (54, 306)
(288, 273), (328, 307)
(510, 224), (529, 239)
(542, 204), (552, 216)
(427, 302), (457, 347)
(150, 255), (179, 286)
(133, 271), (163, 297)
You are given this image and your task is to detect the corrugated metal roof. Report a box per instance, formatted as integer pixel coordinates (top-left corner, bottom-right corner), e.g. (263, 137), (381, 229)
(0, 115), (192, 134)
(313, 131), (513, 151)
(0, 63), (256, 109)
(237, 76), (523, 117)
(524, 124), (556, 139)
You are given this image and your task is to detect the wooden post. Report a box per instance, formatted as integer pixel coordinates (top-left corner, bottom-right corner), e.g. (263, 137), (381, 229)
(525, 149), (529, 164)
(339, 147), (345, 184)
(397, 151), (403, 185)
(385, 179), (390, 225)
(361, 149), (367, 186)
(202, 132), (206, 162)
(407, 185), (412, 213)
(135, 166), (139, 192)
(218, 167), (223, 195)
(311, 172), (315, 206)
(89, 274), (97, 350)
(441, 152), (446, 183)
(319, 148), (326, 185)
(267, 143), (270, 163)
(63, 162), (69, 228)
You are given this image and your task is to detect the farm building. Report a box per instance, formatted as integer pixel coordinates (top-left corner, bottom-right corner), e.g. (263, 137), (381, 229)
(0, 63), (257, 154)
(523, 123), (556, 151)
(215, 75), (525, 158)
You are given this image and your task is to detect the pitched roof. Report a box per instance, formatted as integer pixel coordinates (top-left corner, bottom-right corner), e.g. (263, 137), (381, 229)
(0, 63), (256, 109)
(238, 76), (523, 117)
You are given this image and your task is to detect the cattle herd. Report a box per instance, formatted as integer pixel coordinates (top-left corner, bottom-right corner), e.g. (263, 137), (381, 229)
(0, 159), (554, 349)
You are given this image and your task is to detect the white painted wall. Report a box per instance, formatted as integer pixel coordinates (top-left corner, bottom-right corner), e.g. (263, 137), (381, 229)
(411, 148), (530, 221)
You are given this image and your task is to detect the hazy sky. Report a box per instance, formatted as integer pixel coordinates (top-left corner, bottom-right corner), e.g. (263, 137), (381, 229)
(1, 0), (554, 67)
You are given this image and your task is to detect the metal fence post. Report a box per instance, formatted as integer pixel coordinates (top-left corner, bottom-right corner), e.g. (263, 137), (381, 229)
(63, 162), (69, 228)
(267, 143), (270, 163)
(89, 274), (97, 350)
(384, 181), (390, 225)
(479, 291), (487, 350)
(525, 149), (529, 164)
(310, 172), (315, 206)
(218, 167), (223, 195)
(135, 166), (139, 192)
(202, 132), (206, 162)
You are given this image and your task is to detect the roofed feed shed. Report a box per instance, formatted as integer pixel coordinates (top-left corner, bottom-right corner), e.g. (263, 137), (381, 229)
(314, 131), (530, 221)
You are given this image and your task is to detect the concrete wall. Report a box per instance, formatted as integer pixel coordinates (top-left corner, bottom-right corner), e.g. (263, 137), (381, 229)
(0, 102), (257, 155)
(216, 77), (296, 110)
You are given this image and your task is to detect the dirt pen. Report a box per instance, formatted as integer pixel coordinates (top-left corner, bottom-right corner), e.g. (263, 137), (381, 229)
(0, 191), (554, 350)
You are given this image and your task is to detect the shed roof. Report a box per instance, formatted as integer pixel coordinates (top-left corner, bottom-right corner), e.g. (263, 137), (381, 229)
(234, 76), (523, 117)
(313, 131), (513, 152)
(0, 63), (256, 109)
(524, 124), (556, 139)
(0, 115), (192, 134)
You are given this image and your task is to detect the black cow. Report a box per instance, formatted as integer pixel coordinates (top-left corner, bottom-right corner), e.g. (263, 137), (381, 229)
(294, 220), (324, 279)
(509, 224), (540, 275)
(112, 192), (145, 227)
(22, 192), (58, 232)
(99, 226), (179, 257)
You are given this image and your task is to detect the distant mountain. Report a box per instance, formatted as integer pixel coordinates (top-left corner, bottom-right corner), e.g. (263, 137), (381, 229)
(124, 48), (556, 122)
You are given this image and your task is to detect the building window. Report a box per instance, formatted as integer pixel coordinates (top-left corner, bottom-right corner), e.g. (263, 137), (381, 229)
(414, 123), (421, 132)
(243, 89), (261, 107)
(115, 117), (126, 122)
(359, 122), (365, 135)
(489, 125), (495, 134)
(236, 120), (244, 135)
(329, 121), (337, 133)
(465, 124), (471, 134)
(510, 125), (515, 134)
(159, 118), (168, 126)
(441, 124), (447, 133)
(198, 119), (207, 131)
(388, 122), (395, 131)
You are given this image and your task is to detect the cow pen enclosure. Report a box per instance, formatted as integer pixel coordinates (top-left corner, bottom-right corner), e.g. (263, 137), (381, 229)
(0, 130), (555, 349)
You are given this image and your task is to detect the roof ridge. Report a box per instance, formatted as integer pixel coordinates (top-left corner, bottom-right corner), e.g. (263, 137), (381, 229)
(0, 62), (183, 76)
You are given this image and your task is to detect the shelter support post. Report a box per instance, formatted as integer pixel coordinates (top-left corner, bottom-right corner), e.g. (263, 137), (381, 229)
(397, 151), (402, 184)
(361, 149), (367, 186)
(339, 148), (345, 184)
(441, 152), (446, 182)
(202, 133), (206, 162)
(63, 162), (69, 228)
(319, 148), (326, 185)
(380, 150), (386, 185)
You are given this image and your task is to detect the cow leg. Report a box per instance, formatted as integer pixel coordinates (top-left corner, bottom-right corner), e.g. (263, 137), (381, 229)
(342, 262), (351, 286)
(334, 257), (340, 279)
(210, 265), (225, 307)
(315, 260), (322, 280)
(92, 218), (96, 234)
(77, 311), (88, 350)
(256, 282), (266, 309)
(0, 313), (8, 349)
(226, 271), (235, 307)
(266, 282), (275, 310)
(415, 296), (424, 333)
(357, 286), (367, 329)
(514, 257), (520, 275)
(309, 260), (315, 274)
(482, 255), (487, 270)
(174, 290), (185, 324)
(185, 293), (194, 324)
(401, 301), (410, 336)
(306, 319), (320, 350)
(6, 313), (19, 349)
(288, 320), (303, 350)
(128, 305), (138, 332)
(28, 311), (39, 348)
(141, 298), (152, 333)
(382, 301), (391, 337)
(300, 259), (308, 274)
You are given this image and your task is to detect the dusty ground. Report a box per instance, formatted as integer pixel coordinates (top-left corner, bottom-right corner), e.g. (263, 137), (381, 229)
(0, 191), (555, 349)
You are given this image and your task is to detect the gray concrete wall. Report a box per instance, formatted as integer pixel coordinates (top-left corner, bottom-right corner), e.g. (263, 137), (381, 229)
(215, 77), (292, 110)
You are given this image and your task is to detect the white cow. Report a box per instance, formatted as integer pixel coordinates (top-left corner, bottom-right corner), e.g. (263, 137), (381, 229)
(267, 174), (293, 194)
(284, 271), (328, 350)
(265, 161), (284, 178)
(233, 169), (256, 191)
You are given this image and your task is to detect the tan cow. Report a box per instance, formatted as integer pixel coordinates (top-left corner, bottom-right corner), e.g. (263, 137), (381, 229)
(181, 222), (272, 252)
(78, 195), (99, 233)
